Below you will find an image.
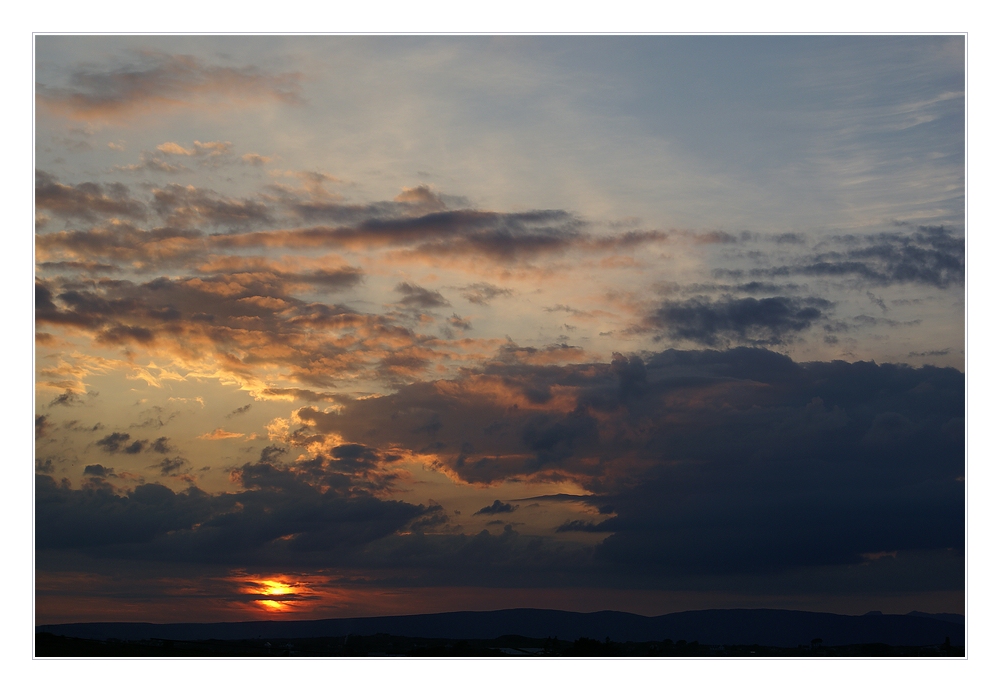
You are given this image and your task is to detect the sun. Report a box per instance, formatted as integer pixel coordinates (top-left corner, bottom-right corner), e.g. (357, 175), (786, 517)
(260, 579), (293, 597)
(242, 577), (298, 613)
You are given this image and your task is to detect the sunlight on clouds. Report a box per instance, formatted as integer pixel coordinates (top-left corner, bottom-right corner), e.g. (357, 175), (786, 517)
(34, 37), (965, 623)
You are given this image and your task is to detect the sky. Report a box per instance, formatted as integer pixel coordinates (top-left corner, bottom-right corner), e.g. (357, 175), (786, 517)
(33, 35), (966, 625)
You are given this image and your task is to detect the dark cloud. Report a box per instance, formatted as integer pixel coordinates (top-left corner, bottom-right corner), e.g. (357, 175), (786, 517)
(152, 184), (272, 228)
(83, 464), (112, 477)
(95, 324), (156, 346)
(113, 152), (190, 174)
(395, 282), (450, 308)
(257, 445), (286, 465)
(151, 437), (173, 454)
(545, 304), (583, 315)
(227, 404), (252, 418)
(284, 347), (962, 585)
(36, 415), (52, 440)
(327, 444), (383, 474)
(771, 233), (807, 244)
(667, 281), (807, 296)
(716, 225), (964, 289)
(273, 195), (401, 226)
(35, 170), (148, 222)
(406, 210), (584, 260)
(48, 389), (85, 408)
(555, 519), (609, 533)
(131, 408), (179, 430)
(35, 177), (673, 282)
(35, 461), (430, 567)
(36, 223), (206, 271)
(474, 500), (518, 515)
(447, 314), (472, 331)
(650, 295), (833, 346)
(408, 505), (451, 531)
(37, 260), (121, 275)
(152, 457), (190, 476)
(293, 268), (365, 288)
(96, 432), (147, 454)
(208, 208), (585, 261)
(37, 52), (302, 120)
(866, 291), (888, 313)
(851, 314), (919, 328)
(908, 349), (952, 358)
(459, 282), (513, 305)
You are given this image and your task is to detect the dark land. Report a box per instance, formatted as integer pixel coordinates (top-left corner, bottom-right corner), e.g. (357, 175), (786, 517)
(36, 608), (964, 658)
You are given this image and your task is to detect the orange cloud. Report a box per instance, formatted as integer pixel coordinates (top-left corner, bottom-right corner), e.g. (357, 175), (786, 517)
(197, 428), (245, 440)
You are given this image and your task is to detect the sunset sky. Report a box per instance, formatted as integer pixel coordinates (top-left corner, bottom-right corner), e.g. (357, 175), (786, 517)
(33, 35), (966, 624)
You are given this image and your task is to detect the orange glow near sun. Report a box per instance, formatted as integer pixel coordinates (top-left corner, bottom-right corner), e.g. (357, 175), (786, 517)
(226, 572), (363, 617)
(260, 579), (293, 596)
(242, 576), (299, 613)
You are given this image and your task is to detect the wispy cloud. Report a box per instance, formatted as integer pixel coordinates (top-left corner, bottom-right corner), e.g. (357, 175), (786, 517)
(37, 52), (302, 121)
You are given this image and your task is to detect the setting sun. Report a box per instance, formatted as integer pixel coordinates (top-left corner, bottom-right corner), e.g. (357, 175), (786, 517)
(260, 580), (293, 597)
(240, 577), (299, 613)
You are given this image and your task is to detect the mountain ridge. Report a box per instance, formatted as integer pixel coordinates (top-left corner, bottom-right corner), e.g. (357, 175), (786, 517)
(36, 607), (964, 648)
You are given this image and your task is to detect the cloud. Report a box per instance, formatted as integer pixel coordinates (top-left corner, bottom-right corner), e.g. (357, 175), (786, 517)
(259, 388), (349, 403)
(649, 295), (834, 346)
(393, 185), (447, 213)
(152, 457), (190, 476)
(34, 272), (423, 391)
(473, 500), (517, 515)
(48, 389), (85, 407)
(37, 52), (302, 121)
(395, 282), (450, 309)
(555, 519), (609, 533)
(545, 304), (583, 315)
(83, 464), (112, 477)
(459, 282), (513, 305)
(257, 445), (286, 464)
(207, 208), (585, 260)
(227, 404), (252, 418)
(447, 314), (472, 331)
(151, 437), (173, 453)
(33, 346), (962, 590)
(35, 175), (667, 279)
(35, 460), (430, 567)
(715, 225), (964, 289)
(156, 140), (231, 157)
(96, 432), (147, 454)
(908, 348), (952, 358)
(283, 346), (962, 581)
(197, 428), (244, 440)
(151, 184), (272, 228)
(95, 324), (156, 346)
(241, 153), (272, 166)
(36, 170), (148, 222)
(157, 142), (193, 156)
(35, 415), (52, 440)
(113, 153), (190, 174)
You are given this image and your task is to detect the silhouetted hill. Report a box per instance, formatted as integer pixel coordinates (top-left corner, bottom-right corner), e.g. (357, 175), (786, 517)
(906, 611), (964, 625)
(36, 608), (963, 648)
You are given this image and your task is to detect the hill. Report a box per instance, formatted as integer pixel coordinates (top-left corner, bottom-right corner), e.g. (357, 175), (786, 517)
(36, 608), (963, 649)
